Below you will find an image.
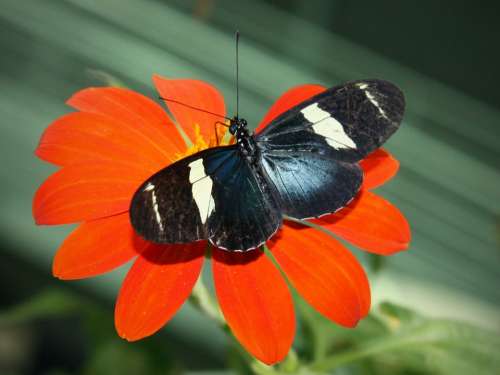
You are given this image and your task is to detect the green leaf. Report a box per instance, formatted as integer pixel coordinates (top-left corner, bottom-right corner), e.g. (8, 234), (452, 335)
(367, 253), (387, 274)
(0, 288), (81, 325)
(82, 340), (172, 375)
(296, 297), (389, 363)
(311, 302), (500, 375)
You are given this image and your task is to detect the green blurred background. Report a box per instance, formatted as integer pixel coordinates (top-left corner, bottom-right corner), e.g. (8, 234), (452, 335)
(1, 1), (499, 374)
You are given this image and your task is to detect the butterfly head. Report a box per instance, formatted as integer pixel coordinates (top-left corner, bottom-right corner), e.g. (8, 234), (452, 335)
(229, 117), (248, 135)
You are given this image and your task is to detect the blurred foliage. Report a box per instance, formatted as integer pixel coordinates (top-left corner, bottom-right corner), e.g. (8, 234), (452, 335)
(0, 289), (81, 326)
(2, 288), (499, 374)
(0, 288), (183, 374)
(294, 300), (500, 375)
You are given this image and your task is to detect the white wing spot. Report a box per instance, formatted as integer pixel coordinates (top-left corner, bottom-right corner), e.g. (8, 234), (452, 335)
(364, 90), (389, 120)
(188, 159), (215, 224)
(357, 83), (389, 120)
(143, 182), (164, 230)
(143, 182), (155, 192)
(301, 103), (356, 150)
(150, 190), (164, 231)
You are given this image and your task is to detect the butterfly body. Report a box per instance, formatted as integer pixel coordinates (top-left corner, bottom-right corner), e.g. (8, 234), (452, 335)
(130, 79), (405, 252)
(231, 118), (260, 164)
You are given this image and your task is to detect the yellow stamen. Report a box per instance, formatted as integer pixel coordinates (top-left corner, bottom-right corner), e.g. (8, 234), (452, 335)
(174, 123), (233, 161)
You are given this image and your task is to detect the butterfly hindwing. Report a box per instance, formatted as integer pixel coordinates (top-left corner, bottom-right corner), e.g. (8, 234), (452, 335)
(260, 149), (363, 220)
(207, 153), (282, 251)
(129, 145), (282, 251)
(257, 79), (405, 162)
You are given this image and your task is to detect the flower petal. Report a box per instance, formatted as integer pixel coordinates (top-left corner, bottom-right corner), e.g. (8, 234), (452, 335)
(67, 86), (185, 154)
(270, 225), (370, 326)
(33, 162), (148, 225)
(360, 149), (400, 190)
(36, 112), (174, 171)
(212, 248), (295, 365)
(314, 191), (411, 255)
(255, 84), (326, 133)
(53, 213), (147, 280)
(115, 242), (206, 341)
(153, 75), (226, 143)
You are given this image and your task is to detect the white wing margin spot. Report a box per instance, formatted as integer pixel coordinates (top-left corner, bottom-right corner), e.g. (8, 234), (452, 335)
(142, 182), (164, 231)
(357, 82), (389, 120)
(188, 159), (215, 224)
(301, 103), (357, 150)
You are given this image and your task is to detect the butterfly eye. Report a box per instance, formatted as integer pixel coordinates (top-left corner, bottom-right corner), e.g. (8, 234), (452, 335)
(229, 123), (238, 134)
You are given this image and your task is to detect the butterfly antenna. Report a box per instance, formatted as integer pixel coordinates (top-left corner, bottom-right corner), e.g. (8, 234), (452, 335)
(158, 97), (232, 121)
(235, 30), (240, 119)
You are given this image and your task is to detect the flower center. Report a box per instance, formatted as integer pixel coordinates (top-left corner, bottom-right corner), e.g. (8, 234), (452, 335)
(174, 123), (233, 161)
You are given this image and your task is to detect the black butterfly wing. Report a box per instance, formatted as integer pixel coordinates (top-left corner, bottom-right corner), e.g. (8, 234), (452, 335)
(207, 153), (282, 251)
(256, 79), (405, 162)
(129, 146), (234, 244)
(259, 149), (362, 220)
(130, 79), (404, 249)
(129, 145), (282, 251)
(254, 79), (404, 219)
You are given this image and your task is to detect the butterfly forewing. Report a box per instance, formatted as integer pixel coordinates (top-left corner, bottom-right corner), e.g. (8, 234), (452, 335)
(256, 79), (405, 162)
(129, 147), (235, 244)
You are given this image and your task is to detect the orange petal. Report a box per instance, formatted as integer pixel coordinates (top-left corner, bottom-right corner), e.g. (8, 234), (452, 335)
(256, 84), (326, 133)
(67, 86), (185, 154)
(36, 112), (174, 171)
(33, 162), (148, 225)
(212, 249), (295, 365)
(360, 149), (400, 190)
(115, 242), (206, 341)
(153, 75), (226, 143)
(53, 213), (148, 280)
(314, 191), (411, 255)
(270, 225), (370, 326)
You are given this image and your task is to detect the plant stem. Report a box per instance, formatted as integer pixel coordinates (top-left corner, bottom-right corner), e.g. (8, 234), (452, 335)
(189, 277), (225, 327)
(310, 335), (431, 371)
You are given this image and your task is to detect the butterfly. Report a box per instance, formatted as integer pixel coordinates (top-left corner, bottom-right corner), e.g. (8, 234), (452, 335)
(129, 79), (405, 252)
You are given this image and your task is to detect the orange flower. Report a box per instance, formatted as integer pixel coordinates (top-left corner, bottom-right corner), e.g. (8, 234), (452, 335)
(33, 75), (410, 365)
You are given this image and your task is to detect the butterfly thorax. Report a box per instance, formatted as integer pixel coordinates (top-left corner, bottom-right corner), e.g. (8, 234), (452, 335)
(230, 117), (258, 163)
